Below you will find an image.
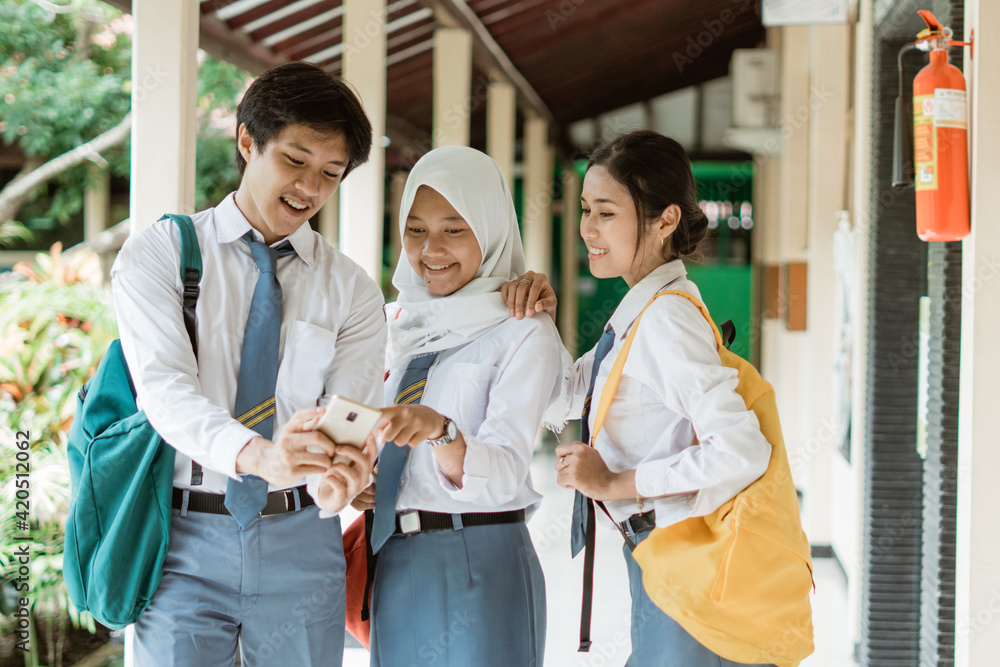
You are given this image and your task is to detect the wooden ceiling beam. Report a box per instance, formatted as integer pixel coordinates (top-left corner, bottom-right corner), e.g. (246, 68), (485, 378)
(247, 1), (342, 43)
(200, 14), (287, 75)
(418, 0), (556, 130)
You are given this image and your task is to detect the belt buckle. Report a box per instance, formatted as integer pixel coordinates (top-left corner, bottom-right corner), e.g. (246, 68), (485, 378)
(259, 490), (289, 517)
(398, 511), (421, 535)
(624, 512), (649, 537)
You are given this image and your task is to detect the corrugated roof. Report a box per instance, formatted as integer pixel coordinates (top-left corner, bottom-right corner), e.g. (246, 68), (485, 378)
(107, 0), (764, 162)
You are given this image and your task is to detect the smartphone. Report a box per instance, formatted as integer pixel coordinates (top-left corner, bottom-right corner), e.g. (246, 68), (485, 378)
(311, 395), (382, 464)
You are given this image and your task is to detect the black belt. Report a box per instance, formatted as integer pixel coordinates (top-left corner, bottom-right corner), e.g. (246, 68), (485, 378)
(394, 509), (525, 536)
(618, 510), (656, 537)
(172, 485), (314, 517)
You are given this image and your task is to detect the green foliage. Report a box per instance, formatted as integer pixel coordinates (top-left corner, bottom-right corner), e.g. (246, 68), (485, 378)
(0, 247), (117, 660)
(0, 0), (248, 242)
(0, 219), (34, 246)
(196, 130), (241, 212)
(0, 3), (131, 156)
(0, 0), (132, 231)
(193, 57), (250, 210)
(197, 56), (248, 118)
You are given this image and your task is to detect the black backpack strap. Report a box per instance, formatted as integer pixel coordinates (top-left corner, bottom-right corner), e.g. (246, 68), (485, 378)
(720, 319), (736, 350)
(159, 214), (202, 355)
(158, 214), (204, 485)
(578, 498), (635, 652)
(579, 496), (596, 651)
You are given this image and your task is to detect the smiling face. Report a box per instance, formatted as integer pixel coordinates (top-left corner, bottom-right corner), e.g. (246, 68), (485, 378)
(581, 165), (677, 288)
(403, 185), (483, 296)
(234, 123), (349, 243)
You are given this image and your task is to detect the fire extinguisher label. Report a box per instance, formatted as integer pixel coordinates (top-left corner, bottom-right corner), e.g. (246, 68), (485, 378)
(914, 94), (937, 191)
(933, 88), (967, 129)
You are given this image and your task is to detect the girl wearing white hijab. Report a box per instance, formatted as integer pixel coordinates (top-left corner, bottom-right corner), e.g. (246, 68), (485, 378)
(352, 146), (564, 666)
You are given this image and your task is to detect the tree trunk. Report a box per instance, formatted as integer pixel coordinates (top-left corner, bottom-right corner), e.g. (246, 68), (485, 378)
(0, 113), (132, 224)
(0, 156), (44, 225)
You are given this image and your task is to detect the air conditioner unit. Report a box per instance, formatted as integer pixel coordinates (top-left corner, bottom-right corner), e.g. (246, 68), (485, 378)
(731, 48), (780, 128)
(725, 49), (782, 154)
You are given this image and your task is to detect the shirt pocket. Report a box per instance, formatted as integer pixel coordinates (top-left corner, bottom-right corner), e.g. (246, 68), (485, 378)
(432, 362), (497, 434)
(606, 374), (648, 447)
(276, 320), (339, 415)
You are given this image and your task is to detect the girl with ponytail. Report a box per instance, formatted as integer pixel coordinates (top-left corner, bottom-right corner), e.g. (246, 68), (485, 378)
(505, 131), (776, 666)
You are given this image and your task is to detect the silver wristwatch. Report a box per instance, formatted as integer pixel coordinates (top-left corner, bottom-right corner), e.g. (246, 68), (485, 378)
(426, 417), (458, 448)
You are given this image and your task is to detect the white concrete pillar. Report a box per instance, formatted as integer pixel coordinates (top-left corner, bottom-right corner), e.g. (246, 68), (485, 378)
(340, 0), (387, 284)
(387, 170), (408, 298)
(318, 189), (339, 246)
(522, 115), (552, 276)
(128, 0), (199, 232)
(755, 150), (782, 377)
(957, 0), (1000, 662)
(778, 25), (811, 261)
(125, 1), (198, 656)
(754, 27), (783, 385)
(487, 81), (517, 188)
(84, 166), (110, 241)
(846, 0), (874, 651)
(560, 165), (581, 356)
(432, 27), (473, 147)
(800, 22), (851, 551)
(769, 25), (811, 491)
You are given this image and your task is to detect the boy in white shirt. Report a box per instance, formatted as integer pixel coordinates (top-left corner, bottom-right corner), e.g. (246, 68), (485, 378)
(112, 62), (383, 666)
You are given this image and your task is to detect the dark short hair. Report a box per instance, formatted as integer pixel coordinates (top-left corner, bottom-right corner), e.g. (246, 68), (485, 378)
(235, 61), (373, 178)
(587, 131), (708, 261)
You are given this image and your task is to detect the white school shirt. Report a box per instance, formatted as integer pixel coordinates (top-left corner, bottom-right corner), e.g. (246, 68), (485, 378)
(565, 260), (772, 528)
(383, 304), (565, 518)
(111, 193), (386, 496)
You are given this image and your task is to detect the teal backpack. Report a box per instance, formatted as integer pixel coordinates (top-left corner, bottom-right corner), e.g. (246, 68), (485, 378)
(64, 214), (201, 630)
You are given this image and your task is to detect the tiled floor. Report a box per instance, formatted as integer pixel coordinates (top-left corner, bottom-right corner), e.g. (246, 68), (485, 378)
(345, 449), (856, 667)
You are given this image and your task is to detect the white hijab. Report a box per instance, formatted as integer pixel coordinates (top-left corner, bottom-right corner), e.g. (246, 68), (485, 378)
(388, 146), (526, 369)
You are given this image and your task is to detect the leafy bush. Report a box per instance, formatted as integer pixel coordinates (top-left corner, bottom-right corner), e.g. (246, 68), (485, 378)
(0, 245), (117, 665)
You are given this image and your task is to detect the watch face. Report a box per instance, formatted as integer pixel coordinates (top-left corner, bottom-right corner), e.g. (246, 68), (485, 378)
(446, 419), (458, 440)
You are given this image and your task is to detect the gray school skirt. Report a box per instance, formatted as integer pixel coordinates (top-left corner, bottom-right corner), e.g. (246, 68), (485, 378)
(369, 519), (546, 667)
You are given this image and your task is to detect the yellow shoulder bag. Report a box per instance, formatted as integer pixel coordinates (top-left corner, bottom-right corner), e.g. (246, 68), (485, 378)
(591, 290), (815, 667)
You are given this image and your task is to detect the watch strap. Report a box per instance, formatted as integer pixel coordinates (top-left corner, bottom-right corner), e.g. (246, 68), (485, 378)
(426, 417), (456, 447)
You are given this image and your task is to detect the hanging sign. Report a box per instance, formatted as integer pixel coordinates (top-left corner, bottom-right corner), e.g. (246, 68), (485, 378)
(762, 0), (849, 26)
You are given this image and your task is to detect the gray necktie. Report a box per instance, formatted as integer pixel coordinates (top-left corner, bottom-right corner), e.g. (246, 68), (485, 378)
(370, 353), (438, 553)
(224, 233), (296, 527)
(571, 326), (616, 557)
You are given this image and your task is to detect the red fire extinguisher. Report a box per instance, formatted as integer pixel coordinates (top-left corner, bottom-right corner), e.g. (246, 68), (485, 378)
(910, 10), (972, 241)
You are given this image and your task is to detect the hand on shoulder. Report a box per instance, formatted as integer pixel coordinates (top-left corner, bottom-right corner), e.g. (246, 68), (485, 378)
(501, 271), (557, 321)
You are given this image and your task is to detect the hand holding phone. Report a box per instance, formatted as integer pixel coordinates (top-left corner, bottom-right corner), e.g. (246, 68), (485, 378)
(310, 395), (382, 464)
